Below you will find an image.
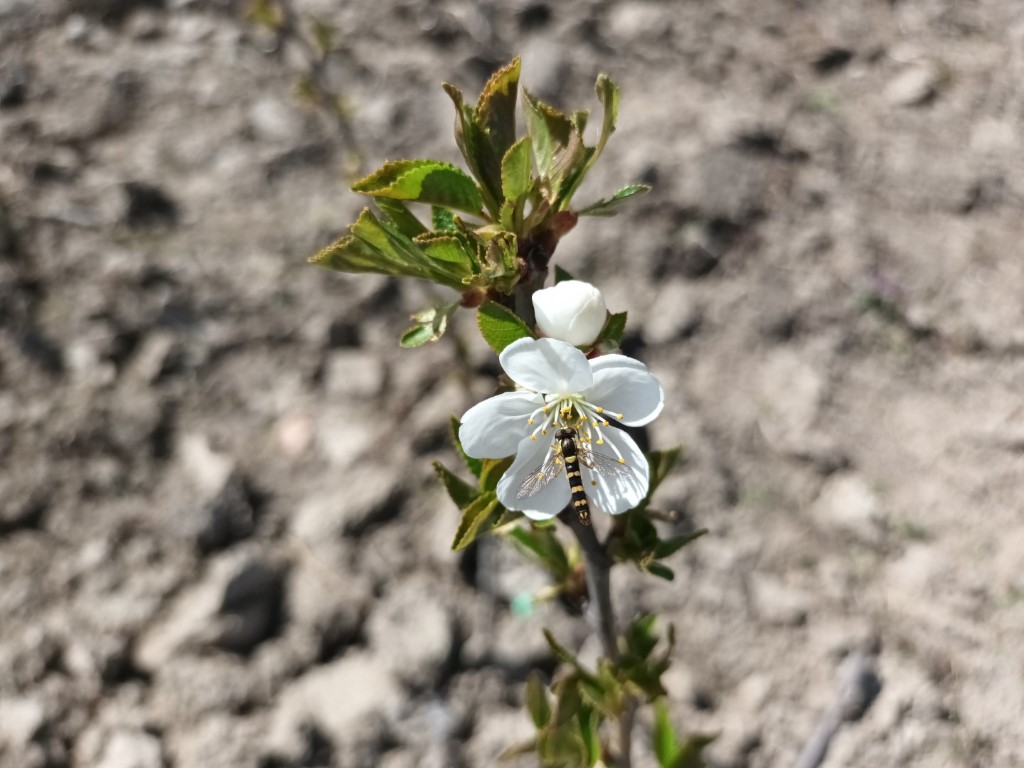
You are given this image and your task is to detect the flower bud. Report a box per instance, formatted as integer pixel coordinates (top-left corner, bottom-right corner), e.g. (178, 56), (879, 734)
(532, 280), (607, 347)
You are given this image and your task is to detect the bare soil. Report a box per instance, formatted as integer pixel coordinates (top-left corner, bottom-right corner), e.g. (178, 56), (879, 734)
(2, 1), (1024, 767)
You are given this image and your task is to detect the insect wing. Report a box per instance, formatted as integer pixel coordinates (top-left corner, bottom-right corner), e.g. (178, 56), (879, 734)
(578, 444), (639, 481)
(514, 450), (563, 499)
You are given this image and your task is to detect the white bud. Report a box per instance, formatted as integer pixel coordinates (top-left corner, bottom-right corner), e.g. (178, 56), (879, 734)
(532, 280), (608, 347)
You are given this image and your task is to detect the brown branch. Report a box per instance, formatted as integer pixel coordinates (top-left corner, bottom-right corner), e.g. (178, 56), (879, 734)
(560, 510), (634, 768)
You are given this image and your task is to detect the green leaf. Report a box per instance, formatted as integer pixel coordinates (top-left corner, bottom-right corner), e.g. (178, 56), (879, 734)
(577, 184), (651, 217)
(480, 456), (513, 494)
(375, 198), (428, 238)
(543, 631), (602, 689)
(310, 208), (472, 290)
(400, 324), (437, 348)
(352, 159), (484, 216)
(414, 233), (476, 269)
(626, 614), (660, 660)
(671, 734), (717, 768)
(525, 671), (552, 729)
(477, 57), (521, 161)
(647, 563), (676, 581)
(653, 701), (679, 767)
(593, 73), (620, 164)
(520, 90), (577, 189)
(451, 493), (501, 551)
(501, 136), (533, 202)
(552, 677), (583, 727)
(400, 301), (460, 347)
(544, 629), (577, 667)
(653, 529), (708, 560)
(450, 417), (484, 478)
(577, 706), (602, 766)
(443, 83), (503, 216)
(477, 301), (534, 354)
(478, 232), (520, 294)
(555, 73), (623, 210)
(600, 311), (627, 344)
(537, 722), (586, 767)
(433, 461), (479, 510)
(432, 206), (457, 232)
(553, 265), (575, 284)
(508, 525), (572, 580)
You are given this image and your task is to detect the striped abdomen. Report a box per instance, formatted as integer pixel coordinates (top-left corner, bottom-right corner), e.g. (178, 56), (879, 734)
(560, 434), (591, 526)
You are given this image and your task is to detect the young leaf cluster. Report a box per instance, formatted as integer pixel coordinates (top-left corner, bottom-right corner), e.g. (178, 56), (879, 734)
(435, 417), (517, 552)
(600, 448), (708, 582)
(309, 57), (650, 346)
(508, 618), (710, 767)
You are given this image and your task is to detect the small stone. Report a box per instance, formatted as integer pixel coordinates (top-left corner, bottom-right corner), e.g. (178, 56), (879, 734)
(885, 63), (942, 107)
(95, 730), (163, 768)
(275, 411), (314, 458)
(813, 473), (886, 543)
(366, 581), (455, 688)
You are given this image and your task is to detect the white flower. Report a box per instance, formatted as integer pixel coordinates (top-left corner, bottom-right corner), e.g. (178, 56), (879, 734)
(533, 280), (607, 346)
(459, 337), (664, 520)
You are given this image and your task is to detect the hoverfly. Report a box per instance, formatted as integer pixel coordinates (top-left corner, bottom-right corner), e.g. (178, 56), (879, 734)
(514, 426), (639, 525)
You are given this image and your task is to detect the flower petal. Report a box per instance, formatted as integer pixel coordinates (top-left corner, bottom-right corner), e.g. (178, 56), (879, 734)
(496, 434), (570, 520)
(460, 391), (544, 458)
(500, 337), (593, 395)
(587, 355), (664, 427)
(533, 280), (607, 346)
(584, 427), (649, 515)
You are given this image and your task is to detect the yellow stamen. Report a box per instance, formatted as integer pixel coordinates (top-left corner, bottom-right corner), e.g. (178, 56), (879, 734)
(596, 407), (604, 413)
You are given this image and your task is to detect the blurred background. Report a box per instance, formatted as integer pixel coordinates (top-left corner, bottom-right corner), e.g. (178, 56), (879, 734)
(2, 0), (1024, 766)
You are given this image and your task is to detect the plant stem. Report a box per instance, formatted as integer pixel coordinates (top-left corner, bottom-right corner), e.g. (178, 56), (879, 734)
(562, 512), (634, 768)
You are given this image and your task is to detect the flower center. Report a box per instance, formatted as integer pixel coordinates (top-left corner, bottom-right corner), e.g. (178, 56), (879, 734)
(523, 391), (625, 460)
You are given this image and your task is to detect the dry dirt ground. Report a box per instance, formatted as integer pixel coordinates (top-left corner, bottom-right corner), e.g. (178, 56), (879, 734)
(3, 1), (1024, 767)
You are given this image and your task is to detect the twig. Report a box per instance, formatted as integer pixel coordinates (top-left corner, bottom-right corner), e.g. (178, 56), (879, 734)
(561, 511), (634, 768)
(562, 512), (617, 661)
(794, 647), (881, 768)
(268, 0), (363, 172)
